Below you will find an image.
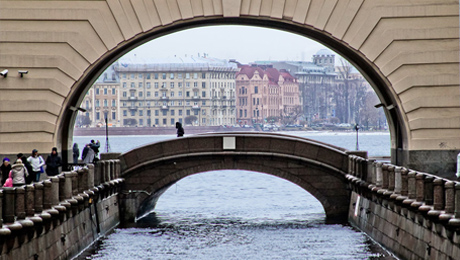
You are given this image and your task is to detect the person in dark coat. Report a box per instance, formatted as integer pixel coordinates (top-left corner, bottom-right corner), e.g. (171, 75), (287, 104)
(72, 143), (80, 164)
(45, 147), (62, 177)
(82, 143), (89, 161)
(176, 122), (184, 137)
(90, 140), (100, 162)
(0, 158), (11, 186)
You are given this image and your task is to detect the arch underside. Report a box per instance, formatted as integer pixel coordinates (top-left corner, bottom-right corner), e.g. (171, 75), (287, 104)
(122, 153), (351, 222)
(0, 0), (458, 177)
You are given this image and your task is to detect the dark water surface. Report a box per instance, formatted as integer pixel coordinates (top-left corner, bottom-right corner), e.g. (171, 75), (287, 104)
(74, 131), (396, 260)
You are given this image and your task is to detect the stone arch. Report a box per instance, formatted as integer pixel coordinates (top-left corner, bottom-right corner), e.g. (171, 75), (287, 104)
(0, 1), (458, 176)
(119, 133), (352, 223)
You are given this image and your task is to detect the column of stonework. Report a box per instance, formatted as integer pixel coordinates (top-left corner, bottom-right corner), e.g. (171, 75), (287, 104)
(64, 172), (73, 200)
(50, 177), (59, 206)
(400, 168), (409, 196)
(34, 183), (44, 213)
(382, 164), (389, 189)
(408, 171), (417, 200)
(424, 176), (434, 206)
(444, 182), (455, 214)
(71, 172), (78, 196)
(348, 156), (354, 175)
(15, 187), (26, 220)
(110, 160), (116, 180)
(77, 169), (85, 193)
(0, 191), (3, 225)
(432, 178), (445, 211)
(3, 188), (15, 223)
(25, 185), (35, 216)
(375, 162), (383, 187)
(394, 166), (402, 194)
(454, 183), (460, 218)
(59, 175), (66, 201)
(87, 164), (95, 188)
(43, 180), (52, 209)
(387, 165), (395, 192)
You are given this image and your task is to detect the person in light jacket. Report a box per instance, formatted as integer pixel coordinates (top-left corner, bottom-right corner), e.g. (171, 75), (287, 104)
(11, 159), (28, 187)
(27, 149), (45, 182)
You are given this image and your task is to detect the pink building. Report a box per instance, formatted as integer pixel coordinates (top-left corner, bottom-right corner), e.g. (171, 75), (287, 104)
(235, 64), (301, 125)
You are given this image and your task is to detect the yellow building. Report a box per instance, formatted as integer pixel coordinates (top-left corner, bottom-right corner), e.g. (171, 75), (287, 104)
(114, 56), (238, 127)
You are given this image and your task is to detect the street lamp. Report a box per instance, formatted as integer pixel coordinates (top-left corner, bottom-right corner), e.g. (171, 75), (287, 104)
(354, 124), (360, 150)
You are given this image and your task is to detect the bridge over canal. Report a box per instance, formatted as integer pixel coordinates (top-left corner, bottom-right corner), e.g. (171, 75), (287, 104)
(118, 132), (362, 223)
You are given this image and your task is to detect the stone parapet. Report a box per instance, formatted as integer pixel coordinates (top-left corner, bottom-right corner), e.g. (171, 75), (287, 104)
(0, 158), (123, 259)
(347, 155), (460, 260)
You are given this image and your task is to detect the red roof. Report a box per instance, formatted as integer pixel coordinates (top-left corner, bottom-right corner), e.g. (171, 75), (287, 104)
(236, 65), (296, 85)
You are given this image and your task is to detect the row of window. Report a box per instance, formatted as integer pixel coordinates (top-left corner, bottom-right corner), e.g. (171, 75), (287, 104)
(122, 109), (201, 117)
(87, 112), (116, 121)
(121, 72), (235, 80)
(86, 99), (117, 108)
(122, 90), (208, 98)
(94, 88), (116, 95)
(122, 81), (207, 89)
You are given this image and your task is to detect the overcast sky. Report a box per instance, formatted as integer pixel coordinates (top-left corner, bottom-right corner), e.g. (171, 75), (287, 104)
(124, 25), (337, 64)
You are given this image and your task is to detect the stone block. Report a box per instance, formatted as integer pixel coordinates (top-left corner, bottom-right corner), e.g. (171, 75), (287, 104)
(269, 138), (296, 155)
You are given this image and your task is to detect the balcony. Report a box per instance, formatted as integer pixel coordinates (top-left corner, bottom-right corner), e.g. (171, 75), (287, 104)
(192, 105), (200, 110)
(129, 106), (138, 110)
(160, 87), (168, 91)
(222, 96), (227, 99)
(161, 96), (169, 100)
(160, 105), (169, 110)
(192, 96), (201, 100)
(129, 96), (137, 100)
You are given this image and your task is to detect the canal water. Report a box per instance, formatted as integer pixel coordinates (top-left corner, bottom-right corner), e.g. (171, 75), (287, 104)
(74, 131), (397, 260)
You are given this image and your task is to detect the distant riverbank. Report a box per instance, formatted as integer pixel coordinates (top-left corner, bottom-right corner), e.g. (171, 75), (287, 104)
(73, 126), (255, 136)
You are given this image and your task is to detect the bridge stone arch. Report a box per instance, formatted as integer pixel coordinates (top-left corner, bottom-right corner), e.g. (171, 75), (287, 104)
(119, 133), (353, 223)
(0, 1), (458, 176)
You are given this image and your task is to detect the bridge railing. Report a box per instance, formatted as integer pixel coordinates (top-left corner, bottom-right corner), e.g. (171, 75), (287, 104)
(0, 159), (123, 251)
(347, 155), (460, 230)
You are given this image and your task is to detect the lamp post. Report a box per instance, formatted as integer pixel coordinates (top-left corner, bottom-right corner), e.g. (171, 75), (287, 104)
(354, 124), (360, 150)
(104, 111), (110, 153)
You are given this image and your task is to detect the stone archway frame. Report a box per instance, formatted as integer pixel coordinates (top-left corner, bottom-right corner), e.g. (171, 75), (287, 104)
(59, 16), (406, 165)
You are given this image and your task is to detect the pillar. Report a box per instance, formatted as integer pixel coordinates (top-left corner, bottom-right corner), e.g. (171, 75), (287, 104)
(375, 162), (383, 187)
(71, 172), (78, 196)
(50, 177), (60, 206)
(424, 176), (434, 205)
(87, 164), (95, 188)
(25, 185), (35, 216)
(64, 172), (73, 200)
(43, 180), (52, 210)
(444, 182), (455, 214)
(400, 168), (409, 196)
(59, 174), (66, 202)
(382, 164), (388, 189)
(394, 166), (402, 194)
(388, 165), (395, 192)
(432, 178), (445, 211)
(415, 173), (425, 202)
(407, 171), (417, 199)
(0, 191), (3, 226)
(34, 182), (44, 213)
(15, 187), (26, 220)
(3, 188), (15, 223)
(455, 183), (460, 218)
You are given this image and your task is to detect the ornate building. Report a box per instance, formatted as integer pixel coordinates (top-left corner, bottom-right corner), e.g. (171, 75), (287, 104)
(114, 56), (238, 127)
(235, 64), (300, 125)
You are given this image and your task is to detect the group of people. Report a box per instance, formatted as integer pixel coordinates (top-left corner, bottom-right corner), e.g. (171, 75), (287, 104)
(73, 140), (100, 164)
(1, 147), (62, 187)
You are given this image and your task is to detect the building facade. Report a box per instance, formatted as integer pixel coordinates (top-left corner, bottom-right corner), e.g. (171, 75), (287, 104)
(78, 64), (121, 127)
(235, 64), (301, 125)
(114, 56), (238, 127)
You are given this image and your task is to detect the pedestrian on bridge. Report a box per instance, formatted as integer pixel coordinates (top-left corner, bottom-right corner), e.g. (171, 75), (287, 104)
(176, 122), (184, 137)
(11, 159), (28, 187)
(73, 143), (80, 164)
(27, 149), (45, 182)
(0, 158), (11, 186)
(45, 147), (62, 177)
